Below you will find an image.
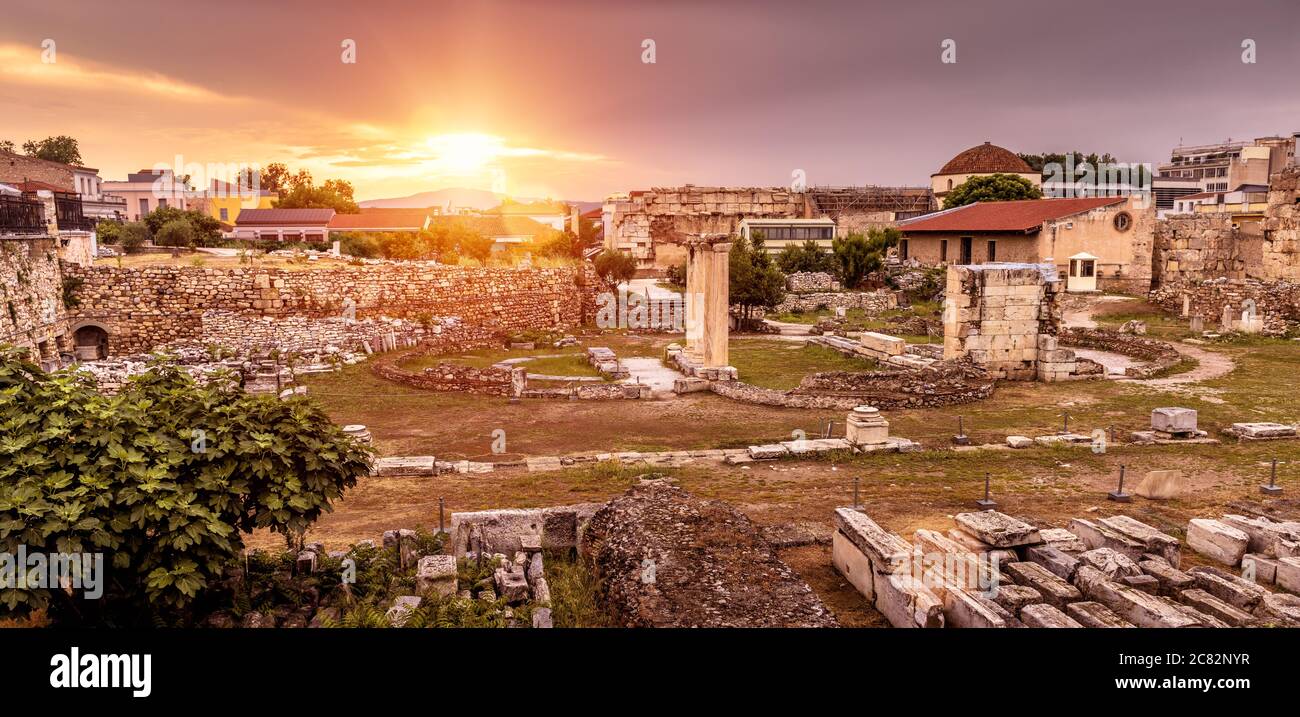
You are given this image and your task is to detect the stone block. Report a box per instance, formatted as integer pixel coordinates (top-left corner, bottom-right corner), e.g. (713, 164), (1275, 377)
(1019, 603), (1083, 627)
(1178, 589), (1257, 627)
(1139, 559), (1196, 596)
(1254, 592), (1300, 626)
(832, 530), (876, 601)
(1066, 601), (1134, 627)
(386, 596), (422, 627)
(955, 511), (1042, 548)
(833, 508), (911, 574)
(1231, 422), (1297, 439)
(372, 456), (437, 476)
(532, 607), (554, 628)
(845, 405), (890, 446)
(1221, 514), (1300, 558)
(748, 444), (789, 460)
(1186, 519), (1249, 566)
(1277, 556), (1300, 593)
(1073, 566), (1199, 628)
(1242, 553), (1280, 585)
(1121, 574), (1160, 594)
(1026, 545), (1080, 581)
(494, 567), (531, 605)
(939, 586), (1010, 628)
(1068, 518), (1145, 560)
(1004, 561), (1081, 609)
(859, 331), (905, 357)
(1151, 407), (1198, 434)
(1078, 547), (1143, 580)
(1005, 435), (1034, 449)
(1133, 470), (1186, 500)
(1098, 515), (1182, 567)
(1187, 565), (1268, 610)
(415, 555), (457, 598)
(874, 572), (944, 628)
(1039, 528), (1088, 553)
(991, 584), (1043, 614)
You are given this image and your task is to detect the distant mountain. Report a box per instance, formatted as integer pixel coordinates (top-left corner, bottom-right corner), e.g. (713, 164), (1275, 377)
(359, 187), (601, 214)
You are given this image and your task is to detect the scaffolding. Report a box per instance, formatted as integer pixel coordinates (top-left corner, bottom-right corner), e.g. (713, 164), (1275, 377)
(807, 185), (935, 219)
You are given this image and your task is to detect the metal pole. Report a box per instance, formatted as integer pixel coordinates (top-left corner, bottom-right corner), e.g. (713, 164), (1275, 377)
(853, 476), (860, 509)
(439, 496), (445, 534)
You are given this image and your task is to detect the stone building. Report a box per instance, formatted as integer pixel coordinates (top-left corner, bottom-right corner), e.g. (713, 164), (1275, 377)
(898, 196), (1155, 294)
(930, 141), (1041, 204)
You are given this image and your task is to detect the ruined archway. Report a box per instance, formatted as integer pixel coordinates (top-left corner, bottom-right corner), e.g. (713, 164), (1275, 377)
(72, 323), (109, 360)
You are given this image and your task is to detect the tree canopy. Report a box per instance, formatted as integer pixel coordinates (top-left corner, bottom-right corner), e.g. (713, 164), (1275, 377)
(259, 162), (360, 213)
(15, 135), (83, 165)
(728, 235), (785, 319)
(942, 173), (1043, 209)
(832, 228), (898, 289)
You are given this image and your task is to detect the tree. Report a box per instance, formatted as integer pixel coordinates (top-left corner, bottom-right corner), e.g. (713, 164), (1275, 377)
(154, 218), (196, 249)
(728, 235), (785, 320)
(458, 233), (494, 266)
(943, 173), (1043, 209)
(832, 228), (897, 289)
(0, 140), (14, 154)
(142, 206), (221, 246)
(21, 135), (82, 165)
(536, 229), (584, 259)
(0, 348), (371, 624)
(775, 239), (837, 275)
(593, 248), (637, 285)
(118, 222), (151, 253)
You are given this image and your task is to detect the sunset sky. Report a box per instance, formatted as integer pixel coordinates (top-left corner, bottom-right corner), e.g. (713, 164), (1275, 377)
(2, 0), (1297, 202)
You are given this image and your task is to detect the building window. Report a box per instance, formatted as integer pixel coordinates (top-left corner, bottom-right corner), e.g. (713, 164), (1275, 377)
(940, 240), (948, 262)
(1113, 212), (1132, 232)
(899, 239), (909, 260)
(960, 236), (973, 264)
(158, 198), (168, 209)
(139, 198), (149, 216)
(219, 208), (229, 221)
(987, 240), (997, 262)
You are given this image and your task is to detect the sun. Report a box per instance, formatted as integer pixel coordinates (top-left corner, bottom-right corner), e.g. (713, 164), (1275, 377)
(426, 133), (504, 172)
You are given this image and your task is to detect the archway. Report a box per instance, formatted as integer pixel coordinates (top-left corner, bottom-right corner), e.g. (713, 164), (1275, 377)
(72, 324), (109, 360)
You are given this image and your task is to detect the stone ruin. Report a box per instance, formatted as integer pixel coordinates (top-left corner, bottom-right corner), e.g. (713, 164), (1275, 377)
(832, 506), (1300, 628)
(943, 263), (1101, 382)
(580, 481), (837, 627)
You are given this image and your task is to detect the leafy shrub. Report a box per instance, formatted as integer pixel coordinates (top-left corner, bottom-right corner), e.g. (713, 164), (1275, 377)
(0, 348), (372, 625)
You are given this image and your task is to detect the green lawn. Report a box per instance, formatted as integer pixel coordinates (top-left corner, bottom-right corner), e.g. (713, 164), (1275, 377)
(729, 339), (878, 390)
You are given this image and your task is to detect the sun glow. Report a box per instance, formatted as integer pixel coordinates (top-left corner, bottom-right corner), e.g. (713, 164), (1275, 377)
(425, 133), (506, 173)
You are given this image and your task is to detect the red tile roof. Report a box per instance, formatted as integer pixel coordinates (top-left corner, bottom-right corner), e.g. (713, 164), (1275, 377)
(234, 208), (335, 226)
(936, 142), (1033, 176)
(329, 210), (429, 230)
(898, 197), (1126, 234)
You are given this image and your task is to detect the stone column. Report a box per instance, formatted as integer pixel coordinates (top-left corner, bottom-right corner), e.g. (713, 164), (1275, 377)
(701, 242), (731, 369)
(684, 244), (703, 358)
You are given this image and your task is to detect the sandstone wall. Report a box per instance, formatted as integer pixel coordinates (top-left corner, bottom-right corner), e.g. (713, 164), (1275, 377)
(0, 236), (67, 360)
(942, 264), (1063, 380)
(63, 262), (604, 356)
(771, 290), (896, 315)
(1150, 278), (1300, 335)
(785, 271), (839, 292)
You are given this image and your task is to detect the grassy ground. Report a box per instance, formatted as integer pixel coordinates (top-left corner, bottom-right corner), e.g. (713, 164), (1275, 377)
(770, 301), (942, 344)
(728, 338), (878, 389)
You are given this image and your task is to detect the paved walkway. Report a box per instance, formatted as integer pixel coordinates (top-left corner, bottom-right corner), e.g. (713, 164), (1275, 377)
(619, 357), (684, 398)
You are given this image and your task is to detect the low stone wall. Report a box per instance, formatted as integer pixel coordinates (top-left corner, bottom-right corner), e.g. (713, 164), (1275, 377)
(771, 290), (896, 316)
(162, 310), (429, 356)
(785, 271), (839, 292)
(371, 355), (524, 396)
(1058, 327), (1182, 378)
(710, 361), (995, 410)
(1149, 278), (1300, 336)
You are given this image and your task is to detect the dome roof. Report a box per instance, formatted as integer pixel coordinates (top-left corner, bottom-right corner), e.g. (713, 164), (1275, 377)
(936, 142), (1032, 175)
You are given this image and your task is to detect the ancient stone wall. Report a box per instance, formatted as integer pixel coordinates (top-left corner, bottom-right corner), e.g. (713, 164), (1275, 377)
(709, 361), (994, 410)
(943, 264), (1062, 380)
(1149, 278), (1300, 335)
(771, 290), (896, 316)
(604, 187), (806, 268)
(1058, 327), (1182, 378)
(785, 271), (839, 293)
(0, 236), (67, 360)
(371, 357), (524, 397)
(62, 262), (604, 356)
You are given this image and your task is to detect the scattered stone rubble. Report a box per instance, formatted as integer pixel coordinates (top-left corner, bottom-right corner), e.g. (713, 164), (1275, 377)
(832, 506), (1300, 628)
(580, 481), (837, 627)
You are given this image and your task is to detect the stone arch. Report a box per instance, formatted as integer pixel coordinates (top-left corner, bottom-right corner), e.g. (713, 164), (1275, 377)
(70, 320), (110, 360)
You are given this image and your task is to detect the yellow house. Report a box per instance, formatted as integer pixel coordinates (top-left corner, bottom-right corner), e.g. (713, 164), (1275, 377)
(197, 179), (277, 226)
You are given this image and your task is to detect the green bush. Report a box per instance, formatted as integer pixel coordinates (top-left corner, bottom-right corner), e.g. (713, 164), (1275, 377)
(154, 218), (196, 249)
(118, 221), (151, 253)
(0, 347), (372, 625)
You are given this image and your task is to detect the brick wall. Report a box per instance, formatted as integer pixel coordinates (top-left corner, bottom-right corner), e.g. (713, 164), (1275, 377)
(0, 151), (75, 191)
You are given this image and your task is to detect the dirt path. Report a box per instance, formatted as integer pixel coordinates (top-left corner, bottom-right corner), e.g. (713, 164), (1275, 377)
(1061, 294), (1236, 387)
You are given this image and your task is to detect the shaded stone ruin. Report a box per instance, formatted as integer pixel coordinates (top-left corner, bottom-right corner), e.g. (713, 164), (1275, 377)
(832, 506), (1300, 628)
(943, 263), (1101, 382)
(672, 235), (737, 380)
(579, 481), (837, 627)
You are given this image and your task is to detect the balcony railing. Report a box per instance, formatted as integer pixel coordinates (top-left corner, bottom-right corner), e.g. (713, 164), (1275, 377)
(53, 192), (95, 232)
(0, 194), (47, 235)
